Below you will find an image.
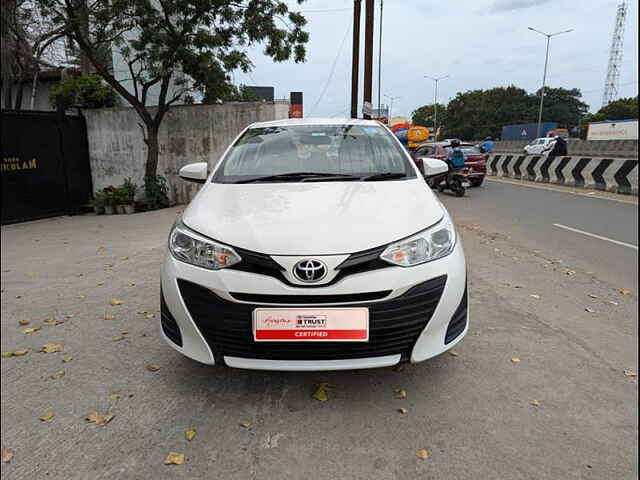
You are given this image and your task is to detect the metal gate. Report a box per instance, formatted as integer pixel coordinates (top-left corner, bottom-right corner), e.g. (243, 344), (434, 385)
(1, 110), (92, 224)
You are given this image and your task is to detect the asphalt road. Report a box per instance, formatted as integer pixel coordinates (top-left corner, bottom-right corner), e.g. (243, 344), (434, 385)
(1, 184), (638, 479)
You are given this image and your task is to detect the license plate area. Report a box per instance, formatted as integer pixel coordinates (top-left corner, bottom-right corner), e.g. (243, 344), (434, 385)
(253, 308), (369, 342)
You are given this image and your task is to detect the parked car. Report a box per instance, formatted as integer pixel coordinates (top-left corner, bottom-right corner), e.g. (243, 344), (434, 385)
(523, 137), (555, 155)
(412, 142), (487, 187)
(162, 118), (469, 371)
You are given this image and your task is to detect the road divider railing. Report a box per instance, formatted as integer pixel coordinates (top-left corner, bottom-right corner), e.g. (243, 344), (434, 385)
(487, 154), (638, 196)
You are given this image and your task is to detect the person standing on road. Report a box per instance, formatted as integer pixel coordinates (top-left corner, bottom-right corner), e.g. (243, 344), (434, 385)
(481, 137), (495, 153)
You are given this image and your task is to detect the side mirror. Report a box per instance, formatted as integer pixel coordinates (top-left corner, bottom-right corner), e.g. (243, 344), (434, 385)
(421, 158), (449, 178)
(178, 162), (208, 184)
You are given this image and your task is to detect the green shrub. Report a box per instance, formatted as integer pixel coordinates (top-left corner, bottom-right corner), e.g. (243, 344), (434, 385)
(144, 175), (169, 210)
(50, 73), (117, 109)
(121, 178), (137, 204)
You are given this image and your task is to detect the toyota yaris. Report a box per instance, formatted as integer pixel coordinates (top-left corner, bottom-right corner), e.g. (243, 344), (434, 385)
(161, 118), (468, 371)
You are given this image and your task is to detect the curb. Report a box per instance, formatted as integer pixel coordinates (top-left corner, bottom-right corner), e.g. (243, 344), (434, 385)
(487, 154), (639, 196)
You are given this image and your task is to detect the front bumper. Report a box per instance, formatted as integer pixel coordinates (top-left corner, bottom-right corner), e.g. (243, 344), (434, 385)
(160, 241), (468, 370)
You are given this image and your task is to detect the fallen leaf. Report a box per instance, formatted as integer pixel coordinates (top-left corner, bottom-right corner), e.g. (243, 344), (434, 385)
(398, 408), (408, 415)
(43, 317), (64, 326)
(23, 327), (41, 334)
(449, 350), (459, 357)
(110, 298), (124, 306)
(394, 388), (407, 400)
(40, 344), (63, 353)
(620, 289), (632, 296)
(185, 429), (196, 441)
(39, 411), (55, 422)
(529, 294), (541, 300)
(145, 313), (155, 319)
(566, 270), (576, 276)
(416, 449), (430, 460)
(121, 330), (129, 335)
(129, 282), (136, 287)
(585, 308), (596, 313)
(624, 369), (638, 377)
(12, 349), (29, 357)
(61, 355), (73, 363)
(240, 420), (253, 429)
(1, 351), (14, 358)
(18, 319), (30, 326)
(111, 335), (126, 342)
(312, 383), (332, 402)
(48, 371), (65, 380)
(164, 452), (185, 465)
(530, 399), (540, 407)
(109, 392), (124, 400)
(102, 314), (114, 320)
(15, 295), (22, 299)
(608, 301), (619, 306)
(96, 247), (107, 254)
(145, 364), (161, 372)
(1, 447), (14, 464)
(511, 357), (522, 364)
(96, 282), (104, 287)
(588, 294), (599, 299)
(85, 411), (114, 426)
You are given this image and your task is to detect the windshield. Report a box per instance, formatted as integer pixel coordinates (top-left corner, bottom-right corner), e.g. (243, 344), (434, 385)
(212, 125), (416, 183)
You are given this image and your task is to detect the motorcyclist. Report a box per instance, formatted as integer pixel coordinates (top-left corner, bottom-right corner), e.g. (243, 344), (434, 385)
(480, 136), (494, 153)
(446, 139), (466, 171)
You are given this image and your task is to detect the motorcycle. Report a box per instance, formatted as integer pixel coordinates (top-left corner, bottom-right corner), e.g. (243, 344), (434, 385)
(428, 165), (470, 197)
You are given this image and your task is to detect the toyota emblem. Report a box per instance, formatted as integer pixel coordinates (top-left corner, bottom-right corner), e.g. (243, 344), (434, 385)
(293, 259), (328, 283)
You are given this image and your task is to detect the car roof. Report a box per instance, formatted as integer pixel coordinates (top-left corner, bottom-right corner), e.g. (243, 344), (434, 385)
(248, 117), (384, 128)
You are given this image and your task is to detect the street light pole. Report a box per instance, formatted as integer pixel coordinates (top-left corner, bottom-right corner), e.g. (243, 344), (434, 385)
(424, 74), (449, 140)
(528, 27), (573, 138)
(384, 94), (400, 121)
(377, 0), (383, 120)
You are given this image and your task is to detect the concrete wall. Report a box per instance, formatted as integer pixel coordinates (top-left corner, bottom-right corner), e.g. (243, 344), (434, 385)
(85, 102), (287, 204)
(493, 139), (638, 158)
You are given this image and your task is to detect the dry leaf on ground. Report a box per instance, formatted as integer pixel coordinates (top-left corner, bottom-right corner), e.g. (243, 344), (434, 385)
(109, 392), (124, 400)
(12, 349), (29, 357)
(185, 429), (196, 441)
(23, 327), (40, 334)
(624, 369), (638, 377)
(449, 350), (458, 357)
(529, 294), (541, 300)
(312, 383), (332, 402)
(18, 319), (30, 326)
(588, 294), (599, 299)
(39, 411), (55, 422)
(620, 289), (632, 296)
(129, 282), (136, 287)
(585, 308), (596, 313)
(96, 247), (107, 254)
(416, 449), (430, 460)
(1, 351), (14, 357)
(394, 388), (407, 399)
(102, 314), (114, 320)
(145, 364), (161, 372)
(48, 371), (65, 380)
(85, 412), (114, 426)
(43, 317), (64, 326)
(61, 355), (73, 363)
(110, 298), (124, 306)
(40, 344), (63, 353)
(511, 357), (522, 364)
(530, 399), (540, 407)
(1, 448), (14, 464)
(398, 408), (408, 414)
(240, 420), (253, 429)
(164, 452), (185, 465)
(111, 335), (126, 342)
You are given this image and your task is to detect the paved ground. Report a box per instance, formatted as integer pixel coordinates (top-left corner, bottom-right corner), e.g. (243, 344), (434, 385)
(1, 182), (638, 479)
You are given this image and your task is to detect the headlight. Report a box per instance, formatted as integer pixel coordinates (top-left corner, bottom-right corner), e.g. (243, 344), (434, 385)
(380, 214), (456, 267)
(169, 219), (241, 270)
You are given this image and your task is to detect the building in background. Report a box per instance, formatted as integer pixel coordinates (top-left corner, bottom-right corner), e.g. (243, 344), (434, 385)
(501, 122), (558, 141)
(587, 119), (638, 140)
(246, 86), (274, 102)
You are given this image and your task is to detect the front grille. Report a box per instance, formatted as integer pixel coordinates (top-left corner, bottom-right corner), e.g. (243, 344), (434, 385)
(229, 290), (392, 304)
(178, 276), (447, 361)
(228, 245), (392, 288)
(445, 284), (468, 344)
(160, 291), (183, 347)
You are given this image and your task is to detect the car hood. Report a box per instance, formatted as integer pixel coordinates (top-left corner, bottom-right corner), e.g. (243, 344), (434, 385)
(182, 179), (445, 255)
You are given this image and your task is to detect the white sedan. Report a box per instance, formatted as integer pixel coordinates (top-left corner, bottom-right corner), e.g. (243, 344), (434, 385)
(523, 137), (556, 155)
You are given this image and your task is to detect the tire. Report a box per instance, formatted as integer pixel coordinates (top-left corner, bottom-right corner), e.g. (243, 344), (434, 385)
(470, 177), (484, 187)
(452, 180), (465, 197)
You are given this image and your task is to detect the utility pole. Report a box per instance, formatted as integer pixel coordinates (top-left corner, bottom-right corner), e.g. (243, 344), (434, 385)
(424, 75), (449, 140)
(528, 26), (573, 138)
(384, 94), (400, 121)
(350, 0), (362, 119)
(377, 0), (384, 120)
(363, 0), (374, 119)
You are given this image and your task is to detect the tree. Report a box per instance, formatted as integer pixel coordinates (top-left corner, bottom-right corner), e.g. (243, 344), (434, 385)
(578, 96), (638, 138)
(411, 103), (447, 129)
(534, 87), (588, 130)
(38, 0), (310, 181)
(50, 72), (117, 108)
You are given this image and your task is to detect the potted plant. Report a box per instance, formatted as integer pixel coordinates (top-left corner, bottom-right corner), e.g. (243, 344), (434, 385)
(102, 186), (116, 214)
(122, 178), (137, 214)
(90, 191), (106, 214)
(113, 187), (127, 214)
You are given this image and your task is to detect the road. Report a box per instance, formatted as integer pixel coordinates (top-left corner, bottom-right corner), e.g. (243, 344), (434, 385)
(1, 182), (638, 480)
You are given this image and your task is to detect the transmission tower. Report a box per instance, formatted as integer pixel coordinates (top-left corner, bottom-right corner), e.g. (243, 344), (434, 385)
(602, 0), (628, 106)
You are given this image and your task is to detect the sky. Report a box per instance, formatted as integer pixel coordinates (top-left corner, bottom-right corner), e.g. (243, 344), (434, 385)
(233, 0), (639, 119)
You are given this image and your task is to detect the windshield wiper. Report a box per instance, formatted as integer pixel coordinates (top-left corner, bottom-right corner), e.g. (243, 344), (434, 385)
(361, 172), (408, 181)
(235, 172), (360, 184)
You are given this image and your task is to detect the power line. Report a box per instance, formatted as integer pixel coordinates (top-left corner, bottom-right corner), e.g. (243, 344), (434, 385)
(309, 21), (352, 116)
